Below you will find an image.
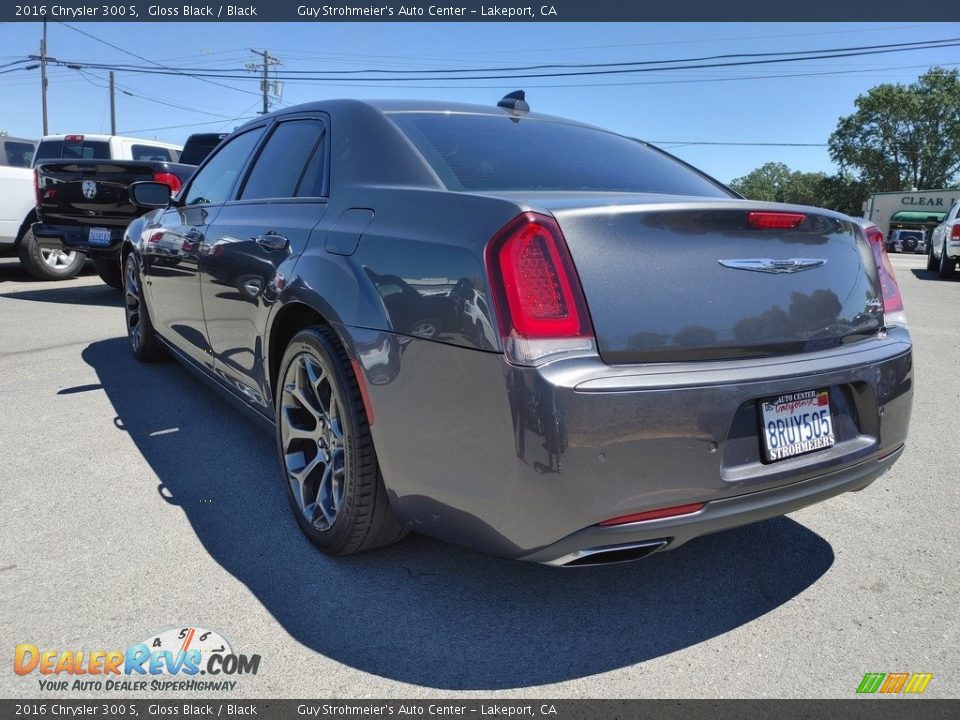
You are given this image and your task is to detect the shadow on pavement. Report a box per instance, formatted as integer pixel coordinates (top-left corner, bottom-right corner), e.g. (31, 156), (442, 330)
(0, 283), (122, 307)
(910, 268), (960, 282)
(80, 337), (835, 690)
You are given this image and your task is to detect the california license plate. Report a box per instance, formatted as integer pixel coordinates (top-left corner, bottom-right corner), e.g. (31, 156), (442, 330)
(88, 227), (112, 246)
(760, 389), (835, 461)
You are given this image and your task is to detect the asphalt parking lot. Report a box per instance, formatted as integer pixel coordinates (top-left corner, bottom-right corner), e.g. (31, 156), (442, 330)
(0, 252), (957, 699)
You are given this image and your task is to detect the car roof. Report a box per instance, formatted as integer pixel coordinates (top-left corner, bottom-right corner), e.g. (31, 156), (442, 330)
(240, 98), (604, 132)
(39, 134), (183, 149)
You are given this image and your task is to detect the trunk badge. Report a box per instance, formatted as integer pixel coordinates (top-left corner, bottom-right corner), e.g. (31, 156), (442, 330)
(718, 258), (826, 274)
(81, 180), (97, 199)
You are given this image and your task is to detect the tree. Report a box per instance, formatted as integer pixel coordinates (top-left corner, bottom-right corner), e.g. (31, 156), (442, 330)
(731, 163), (869, 216)
(828, 67), (960, 191)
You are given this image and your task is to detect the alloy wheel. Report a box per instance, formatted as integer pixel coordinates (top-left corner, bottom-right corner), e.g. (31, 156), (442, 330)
(280, 353), (347, 531)
(124, 258), (142, 352)
(40, 247), (77, 269)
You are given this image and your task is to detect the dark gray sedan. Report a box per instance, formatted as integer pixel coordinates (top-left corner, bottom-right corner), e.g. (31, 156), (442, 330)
(122, 95), (912, 566)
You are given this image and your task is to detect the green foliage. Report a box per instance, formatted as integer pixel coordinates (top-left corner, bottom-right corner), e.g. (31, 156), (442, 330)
(828, 67), (960, 191)
(730, 162), (869, 216)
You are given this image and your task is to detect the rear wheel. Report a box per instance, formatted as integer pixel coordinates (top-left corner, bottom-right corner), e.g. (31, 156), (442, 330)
(938, 241), (956, 279)
(276, 326), (406, 556)
(18, 229), (85, 280)
(93, 254), (123, 289)
(124, 253), (165, 362)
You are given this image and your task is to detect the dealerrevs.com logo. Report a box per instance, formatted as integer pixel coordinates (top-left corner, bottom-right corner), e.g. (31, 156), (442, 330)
(14, 626), (260, 692)
(856, 673), (934, 695)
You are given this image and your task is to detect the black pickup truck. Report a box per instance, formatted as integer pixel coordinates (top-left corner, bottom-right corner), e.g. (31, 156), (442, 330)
(32, 133), (225, 288)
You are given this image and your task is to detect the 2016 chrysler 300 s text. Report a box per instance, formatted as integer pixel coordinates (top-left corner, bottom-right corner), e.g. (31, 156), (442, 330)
(121, 94), (912, 566)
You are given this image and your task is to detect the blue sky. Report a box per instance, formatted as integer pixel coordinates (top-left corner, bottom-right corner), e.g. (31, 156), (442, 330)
(1, 21), (957, 182)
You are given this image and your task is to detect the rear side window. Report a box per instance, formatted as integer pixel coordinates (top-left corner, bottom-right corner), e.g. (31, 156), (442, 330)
(35, 140), (110, 161)
(389, 113), (731, 197)
(131, 144), (177, 162)
(3, 141), (34, 168)
(183, 127), (265, 206)
(240, 119), (326, 200)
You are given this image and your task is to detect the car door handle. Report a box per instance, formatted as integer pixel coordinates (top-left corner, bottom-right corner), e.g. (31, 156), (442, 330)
(254, 233), (288, 251)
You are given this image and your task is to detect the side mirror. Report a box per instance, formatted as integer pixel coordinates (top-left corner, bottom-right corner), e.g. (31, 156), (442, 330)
(129, 181), (173, 210)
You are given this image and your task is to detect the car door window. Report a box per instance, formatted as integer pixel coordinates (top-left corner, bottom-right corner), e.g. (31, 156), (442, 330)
(240, 119), (326, 200)
(183, 128), (265, 206)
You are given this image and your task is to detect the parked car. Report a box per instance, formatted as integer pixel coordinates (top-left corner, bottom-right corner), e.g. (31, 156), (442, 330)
(0, 133), (183, 280)
(927, 199), (960, 278)
(887, 228), (925, 254)
(120, 96), (913, 566)
(32, 133), (223, 288)
(0, 136), (37, 268)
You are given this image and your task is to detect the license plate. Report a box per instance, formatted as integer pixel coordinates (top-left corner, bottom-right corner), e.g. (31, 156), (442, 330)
(760, 389), (835, 461)
(88, 227), (112, 246)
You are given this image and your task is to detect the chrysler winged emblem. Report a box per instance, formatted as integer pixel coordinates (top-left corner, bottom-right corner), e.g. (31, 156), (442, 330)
(81, 180), (97, 199)
(718, 258), (827, 274)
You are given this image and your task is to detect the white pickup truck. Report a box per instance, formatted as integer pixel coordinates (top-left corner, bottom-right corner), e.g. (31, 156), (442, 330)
(0, 133), (181, 280)
(927, 199), (960, 279)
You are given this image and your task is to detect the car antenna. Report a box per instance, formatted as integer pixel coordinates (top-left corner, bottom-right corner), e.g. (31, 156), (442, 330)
(498, 90), (530, 114)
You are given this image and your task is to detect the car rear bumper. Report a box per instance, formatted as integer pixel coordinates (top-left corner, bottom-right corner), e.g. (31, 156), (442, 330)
(31, 222), (123, 255)
(345, 325), (913, 563)
(521, 444), (902, 565)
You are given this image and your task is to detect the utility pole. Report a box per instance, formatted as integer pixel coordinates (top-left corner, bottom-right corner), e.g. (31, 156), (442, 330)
(40, 18), (48, 135)
(246, 49), (280, 114)
(109, 71), (116, 135)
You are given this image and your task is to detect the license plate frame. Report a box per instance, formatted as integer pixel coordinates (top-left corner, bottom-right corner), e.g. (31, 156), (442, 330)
(760, 388), (835, 462)
(88, 227), (112, 247)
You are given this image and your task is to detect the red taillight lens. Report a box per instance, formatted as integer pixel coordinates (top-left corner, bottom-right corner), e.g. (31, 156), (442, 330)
(863, 224), (905, 324)
(33, 168), (40, 206)
(152, 172), (182, 194)
(747, 211), (806, 229)
(951, 225), (960, 240)
(598, 502), (705, 527)
(486, 213), (595, 365)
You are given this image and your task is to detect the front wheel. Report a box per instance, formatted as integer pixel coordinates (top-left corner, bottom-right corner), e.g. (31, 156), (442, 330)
(275, 326), (406, 556)
(123, 253), (165, 362)
(18, 229), (85, 280)
(94, 254), (123, 289)
(938, 241), (956, 279)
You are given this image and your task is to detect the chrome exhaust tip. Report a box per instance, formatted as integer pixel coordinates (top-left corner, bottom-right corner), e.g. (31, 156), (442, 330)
(545, 539), (669, 568)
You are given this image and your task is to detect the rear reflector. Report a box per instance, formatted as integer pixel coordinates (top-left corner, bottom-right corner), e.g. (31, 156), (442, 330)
(64, 134), (84, 143)
(486, 212), (596, 365)
(747, 211), (806, 229)
(598, 502), (705, 526)
(350, 359), (374, 427)
(152, 172), (182, 194)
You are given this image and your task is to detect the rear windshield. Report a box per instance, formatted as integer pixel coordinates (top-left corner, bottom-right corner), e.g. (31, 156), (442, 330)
(131, 144), (178, 162)
(389, 112), (731, 197)
(3, 141), (35, 168)
(35, 140), (110, 161)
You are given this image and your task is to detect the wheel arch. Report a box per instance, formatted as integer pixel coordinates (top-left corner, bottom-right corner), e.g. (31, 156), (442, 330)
(14, 209), (38, 248)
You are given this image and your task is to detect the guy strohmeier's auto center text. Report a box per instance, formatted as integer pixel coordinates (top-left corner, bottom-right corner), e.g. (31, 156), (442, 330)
(14, 3), (559, 18)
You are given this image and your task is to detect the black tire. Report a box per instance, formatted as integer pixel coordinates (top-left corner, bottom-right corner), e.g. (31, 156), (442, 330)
(275, 325), (406, 556)
(938, 241), (956, 279)
(927, 244), (939, 271)
(17, 229), (85, 280)
(94, 254), (123, 289)
(123, 253), (165, 362)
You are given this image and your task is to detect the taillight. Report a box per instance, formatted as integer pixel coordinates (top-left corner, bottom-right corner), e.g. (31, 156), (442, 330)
(152, 172), (181, 194)
(485, 212), (595, 365)
(747, 211), (806, 229)
(951, 225), (960, 240)
(33, 168), (40, 206)
(863, 224), (906, 327)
